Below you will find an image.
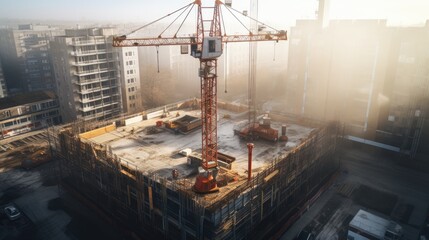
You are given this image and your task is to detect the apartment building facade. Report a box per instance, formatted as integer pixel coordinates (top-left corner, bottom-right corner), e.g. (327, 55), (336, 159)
(118, 47), (142, 114)
(0, 24), (64, 92)
(0, 59), (7, 98)
(51, 28), (122, 123)
(0, 91), (61, 138)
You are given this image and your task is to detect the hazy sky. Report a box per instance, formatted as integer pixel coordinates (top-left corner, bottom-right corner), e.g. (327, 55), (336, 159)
(0, 0), (428, 26)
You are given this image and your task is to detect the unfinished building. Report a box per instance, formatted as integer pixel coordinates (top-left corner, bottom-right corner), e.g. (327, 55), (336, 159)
(49, 99), (340, 239)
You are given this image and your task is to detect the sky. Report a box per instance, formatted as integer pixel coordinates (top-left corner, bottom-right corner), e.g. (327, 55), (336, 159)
(0, 0), (428, 27)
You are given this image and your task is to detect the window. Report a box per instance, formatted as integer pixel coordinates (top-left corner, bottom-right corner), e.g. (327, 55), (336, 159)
(209, 40), (216, 52)
(3, 110), (11, 117)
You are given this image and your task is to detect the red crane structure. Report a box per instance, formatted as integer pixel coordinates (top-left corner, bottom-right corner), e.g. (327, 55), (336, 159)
(113, 0), (287, 193)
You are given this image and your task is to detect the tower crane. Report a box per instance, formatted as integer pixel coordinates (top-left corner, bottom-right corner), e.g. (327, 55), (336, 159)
(113, 0), (287, 193)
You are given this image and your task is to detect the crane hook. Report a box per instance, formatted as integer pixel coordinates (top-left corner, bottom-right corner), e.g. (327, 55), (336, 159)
(156, 46), (160, 73)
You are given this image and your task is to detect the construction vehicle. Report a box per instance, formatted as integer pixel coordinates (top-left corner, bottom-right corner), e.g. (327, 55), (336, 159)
(113, 0), (287, 193)
(21, 148), (51, 170)
(238, 114), (279, 141)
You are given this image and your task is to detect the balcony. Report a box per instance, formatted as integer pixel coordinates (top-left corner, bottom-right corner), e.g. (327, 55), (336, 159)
(77, 84), (119, 94)
(70, 39), (107, 46)
(77, 92), (120, 103)
(77, 76), (117, 84)
(70, 49), (108, 56)
(80, 100), (119, 112)
(73, 68), (116, 77)
(71, 58), (115, 67)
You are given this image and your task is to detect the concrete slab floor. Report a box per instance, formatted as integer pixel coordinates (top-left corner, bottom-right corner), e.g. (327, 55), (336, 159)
(88, 108), (314, 180)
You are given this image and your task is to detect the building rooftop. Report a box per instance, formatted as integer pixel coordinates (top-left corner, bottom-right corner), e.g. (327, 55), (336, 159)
(0, 91), (56, 110)
(349, 209), (402, 239)
(84, 107), (315, 203)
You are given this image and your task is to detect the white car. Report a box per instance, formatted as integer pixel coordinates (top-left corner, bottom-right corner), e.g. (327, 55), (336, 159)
(4, 205), (21, 221)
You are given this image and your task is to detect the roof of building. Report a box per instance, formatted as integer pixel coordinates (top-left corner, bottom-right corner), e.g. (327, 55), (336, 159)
(85, 107), (315, 203)
(0, 91), (57, 110)
(349, 209), (402, 238)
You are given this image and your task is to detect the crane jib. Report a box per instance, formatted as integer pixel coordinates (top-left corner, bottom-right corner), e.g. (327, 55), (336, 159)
(112, 32), (287, 47)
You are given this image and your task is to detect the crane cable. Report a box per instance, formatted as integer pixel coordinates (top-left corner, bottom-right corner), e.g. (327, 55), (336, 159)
(125, 3), (193, 36)
(224, 4), (281, 33)
(174, 4), (195, 37)
(273, 42), (276, 61)
(224, 42), (228, 93)
(223, 5), (252, 34)
(156, 46), (160, 73)
(220, 6), (228, 93)
(158, 3), (193, 38)
(125, 2), (282, 39)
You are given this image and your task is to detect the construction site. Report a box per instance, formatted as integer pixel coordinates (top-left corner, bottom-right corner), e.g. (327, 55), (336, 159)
(46, 98), (340, 239)
(41, 1), (342, 239)
(1, 0), (429, 239)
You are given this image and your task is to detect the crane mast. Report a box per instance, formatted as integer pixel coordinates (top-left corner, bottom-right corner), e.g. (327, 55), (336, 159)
(192, 0), (222, 193)
(112, 0), (287, 193)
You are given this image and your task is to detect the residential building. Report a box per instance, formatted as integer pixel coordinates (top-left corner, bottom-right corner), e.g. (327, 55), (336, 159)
(118, 47), (142, 114)
(0, 59), (7, 98)
(0, 91), (61, 138)
(51, 28), (122, 123)
(0, 24), (64, 92)
(284, 19), (429, 158)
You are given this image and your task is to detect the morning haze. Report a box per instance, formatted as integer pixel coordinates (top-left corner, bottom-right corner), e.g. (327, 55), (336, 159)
(0, 1), (429, 240)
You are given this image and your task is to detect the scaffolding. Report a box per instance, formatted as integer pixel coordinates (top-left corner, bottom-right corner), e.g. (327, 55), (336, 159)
(48, 100), (340, 240)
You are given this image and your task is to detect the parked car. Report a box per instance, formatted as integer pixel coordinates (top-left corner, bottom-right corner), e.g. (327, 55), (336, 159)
(296, 229), (315, 240)
(4, 205), (21, 221)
